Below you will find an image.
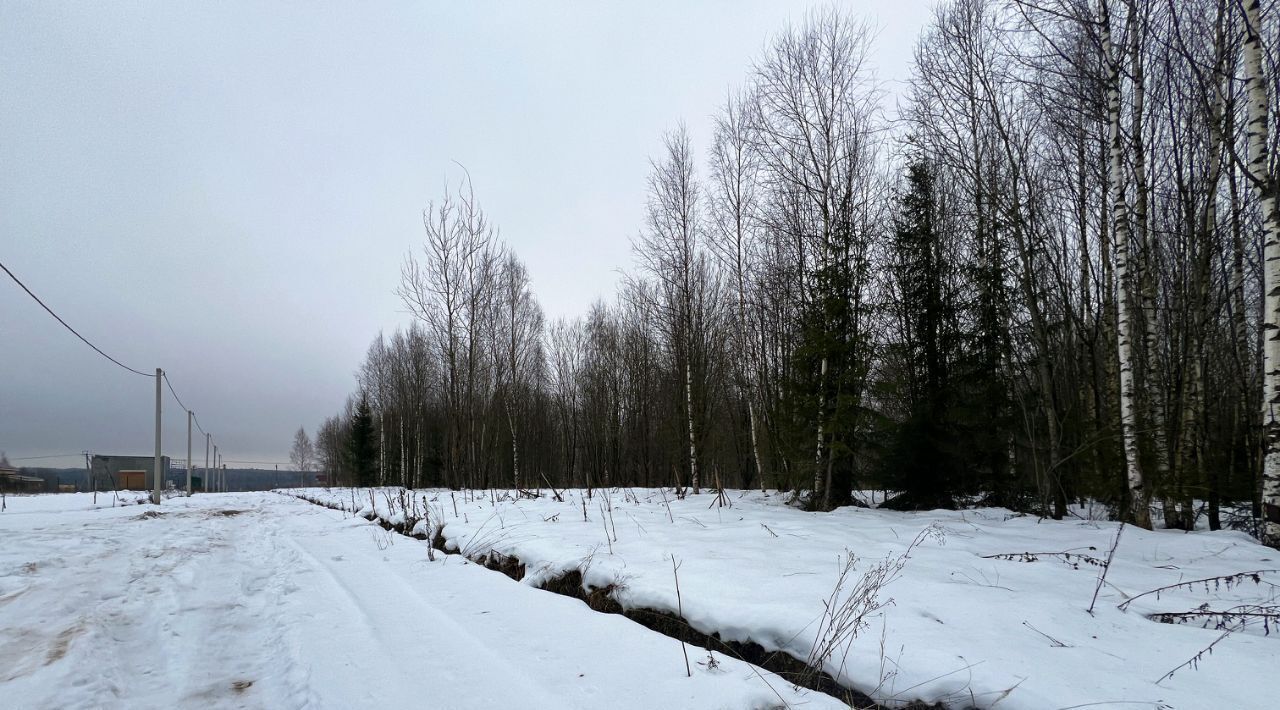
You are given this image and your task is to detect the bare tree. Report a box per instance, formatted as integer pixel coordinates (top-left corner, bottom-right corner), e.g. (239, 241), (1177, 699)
(290, 427), (315, 481)
(708, 87), (769, 488)
(496, 253), (545, 491)
(635, 125), (711, 494)
(399, 174), (503, 489)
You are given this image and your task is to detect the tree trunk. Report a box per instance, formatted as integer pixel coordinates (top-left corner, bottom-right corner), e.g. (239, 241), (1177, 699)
(1103, 1), (1151, 528)
(748, 400), (766, 491)
(813, 355), (828, 504)
(1241, 0), (1280, 547)
(684, 351), (700, 495)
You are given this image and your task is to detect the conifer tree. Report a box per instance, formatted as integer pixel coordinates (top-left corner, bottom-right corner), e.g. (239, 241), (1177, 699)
(883, 161), (960, 508)
(348, 393), (379, 488)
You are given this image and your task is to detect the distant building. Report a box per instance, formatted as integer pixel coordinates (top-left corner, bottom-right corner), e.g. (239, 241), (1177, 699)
(0, 465), (45, 493)
(90, 455), (171, 491)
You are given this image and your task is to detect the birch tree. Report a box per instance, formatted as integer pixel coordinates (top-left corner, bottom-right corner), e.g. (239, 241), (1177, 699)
(290, 427), (314, 478)
(635, 125), (707, 494)
(708, 88), (767, 486)
(497, 254), (545, 492)
(1101, 0), (1152, 528)
(1239, 0), (1280, 547)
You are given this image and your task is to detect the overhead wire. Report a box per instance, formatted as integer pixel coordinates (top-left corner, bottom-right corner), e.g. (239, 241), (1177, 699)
(191, 411), (208, 437)
(0, 259), (151, 377)
(162, 372), (188, 411)
(3, 258), (224, 460)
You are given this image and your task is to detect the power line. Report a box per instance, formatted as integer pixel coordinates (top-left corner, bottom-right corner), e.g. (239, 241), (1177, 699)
(9, 453), (85, 461)
(2, 259), (229, 475)
(0, 259), (151, 377)
(191, 411), (208, 437)
(162, 372), (187, 410)
(164, 373), (209, 436)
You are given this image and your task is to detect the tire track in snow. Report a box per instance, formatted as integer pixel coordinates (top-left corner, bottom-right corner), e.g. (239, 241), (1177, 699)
(282, 519), (565, 709)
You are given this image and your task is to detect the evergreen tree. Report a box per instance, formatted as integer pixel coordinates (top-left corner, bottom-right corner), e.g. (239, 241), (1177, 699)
(783, 207), (874, 511)
(347, 392), (379, 487)
(882, 161), (962, 509)
(954, 179), (1015, 505)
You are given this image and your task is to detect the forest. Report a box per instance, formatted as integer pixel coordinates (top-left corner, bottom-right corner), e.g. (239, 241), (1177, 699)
(313, 0), (1280, 545)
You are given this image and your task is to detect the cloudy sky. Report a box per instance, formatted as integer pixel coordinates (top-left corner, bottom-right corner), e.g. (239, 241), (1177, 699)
(1, 1), (932, 468)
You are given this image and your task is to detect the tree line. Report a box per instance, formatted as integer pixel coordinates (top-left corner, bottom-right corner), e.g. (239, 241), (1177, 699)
(314, 1), (1280, 545)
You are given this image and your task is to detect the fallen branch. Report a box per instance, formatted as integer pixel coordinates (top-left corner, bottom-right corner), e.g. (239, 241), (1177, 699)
(1118, 570), (1280, 612)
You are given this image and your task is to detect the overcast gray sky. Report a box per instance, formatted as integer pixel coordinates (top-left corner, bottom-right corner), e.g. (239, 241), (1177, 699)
(1, 1), (932, 468)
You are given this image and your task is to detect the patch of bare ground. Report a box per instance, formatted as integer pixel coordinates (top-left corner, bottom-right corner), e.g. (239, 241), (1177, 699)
(44, 624), (82, 665)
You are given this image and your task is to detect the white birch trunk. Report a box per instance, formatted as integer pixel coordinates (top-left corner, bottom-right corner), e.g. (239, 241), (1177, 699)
(378, 419), (386, 486)
(1241, 0), (1280, 547)
(507, 402), (521, 492)
(1127, 13), (1168, 492)
(813, 355), (828, 501)
(1103, 2), (1150, 528)
(748, 399), (765, 491)
(684, 354), (700, 494)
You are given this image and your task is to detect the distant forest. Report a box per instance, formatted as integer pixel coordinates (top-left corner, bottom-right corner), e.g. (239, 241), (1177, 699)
(315, 3), (1280, 545)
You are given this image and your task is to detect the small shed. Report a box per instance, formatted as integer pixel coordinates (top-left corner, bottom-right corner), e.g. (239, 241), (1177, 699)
(90, 455), (171, 491)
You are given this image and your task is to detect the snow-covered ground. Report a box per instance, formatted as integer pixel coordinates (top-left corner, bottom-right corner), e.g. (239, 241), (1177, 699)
(291, 487), (1278, 709)
(0, 492), (840, 710)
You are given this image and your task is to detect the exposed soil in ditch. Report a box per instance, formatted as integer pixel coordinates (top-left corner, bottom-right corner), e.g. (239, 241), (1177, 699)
(284, 491), (958, 710)
(478, 559), (949, 710)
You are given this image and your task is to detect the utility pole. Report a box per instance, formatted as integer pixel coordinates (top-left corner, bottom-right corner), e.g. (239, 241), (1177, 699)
(153, 368), (163, 505)
(186, 410), (193, 496)
(85, 451), (93, 503)
(213, 445), (219, 492)
(204, 433), (210, 493)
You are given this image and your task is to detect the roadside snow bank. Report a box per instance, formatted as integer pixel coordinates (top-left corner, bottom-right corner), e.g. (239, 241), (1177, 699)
(287, 487), (1277, 709)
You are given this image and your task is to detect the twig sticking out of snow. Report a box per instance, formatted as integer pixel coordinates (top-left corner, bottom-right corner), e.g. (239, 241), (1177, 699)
(1155, 626), (1237, 684)
(658, 487), (673, 523)
(671, 555), (691, 678)
(1021, 621), (1070, 647)
(803, 525), (943, 687)
(600, 503), (613, 554)
(1088, 523), (1125, 615)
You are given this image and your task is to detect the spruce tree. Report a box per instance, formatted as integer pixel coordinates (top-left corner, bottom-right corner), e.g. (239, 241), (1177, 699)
(883, 161), (962, 509)
(348, 392), (379, 487)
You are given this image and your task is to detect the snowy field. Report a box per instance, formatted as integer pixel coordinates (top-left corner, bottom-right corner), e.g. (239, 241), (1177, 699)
(290, 487), (1278, 709)
(0, 491), (839, 710)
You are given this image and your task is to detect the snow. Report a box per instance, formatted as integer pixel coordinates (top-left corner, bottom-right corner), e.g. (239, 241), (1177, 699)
(0, 490), (151, 514)
(0, 491), (841, 710)
(291, 487), (1279, 709)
